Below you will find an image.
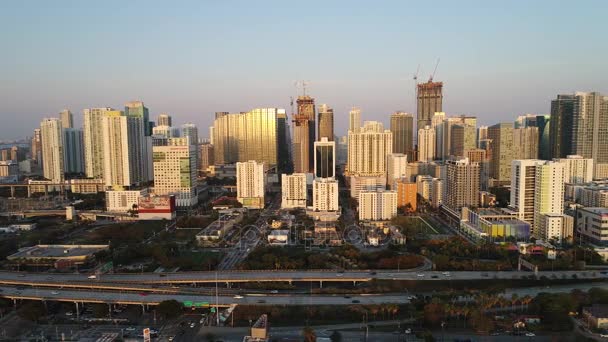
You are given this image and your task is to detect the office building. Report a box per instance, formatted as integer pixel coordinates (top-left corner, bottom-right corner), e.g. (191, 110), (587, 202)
(317, 104), (334, 141)
(359, 190), (397, 221)
(181, 123), (199, 145)
(276, 112), (292, 173)
(312, 179), (339, 212)
(152, 137), (198, 208)
(347, 121), (392, 177)
(59, 109), (73, 129)
(199, 143), (214, 173)
(432, 112), (446, 158)
(550, 94), (575, 159)
(292, 95), (315, 173)
(417, 125), (435, 162)
(386, 153), (408, 190)
(349, 107), (361, 132)
(40, 118), (65, 183)
(63, 128), (84, 174)
(281, 173), (307, 209)
(417, 80), (443, 129)
(213, 108), (282, 166)
(396, 180), (417, 211)
(336, 135), (348, 165)
(449, 122), (477, 158)
(513, 127), (539, 160)
(536, 115), (551, 160)
(390, 112), (414, 158)
(477, 126), (488, 148)
(488, 123), (514, 184)
(125, 101), (151, 136)
(84, 108), (113, 179)
(31, 128), (42, 165)
(572, 92), (608, 178)
(314, 137), (335, 179)
(157, 114), (172, 127)
(577, 207), (608, 246)
(445, 158), (480, 210)
(152, 125), (180, 138)
(236, 160), (265, 209)
(554, 155), (594, 184)
(101, 110), (147, 188)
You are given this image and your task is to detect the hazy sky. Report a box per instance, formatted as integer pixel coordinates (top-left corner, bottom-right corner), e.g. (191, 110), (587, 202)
(1, 0), (606, 140)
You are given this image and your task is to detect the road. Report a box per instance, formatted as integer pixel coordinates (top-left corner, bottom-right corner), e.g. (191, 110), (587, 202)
(1, 282), (606, 307)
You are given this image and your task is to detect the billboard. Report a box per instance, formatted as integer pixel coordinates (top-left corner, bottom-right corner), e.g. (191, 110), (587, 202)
(138, 195), (176, 220)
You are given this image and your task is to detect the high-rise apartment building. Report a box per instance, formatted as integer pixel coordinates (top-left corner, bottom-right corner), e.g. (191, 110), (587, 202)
(390, 112), (414, 159)
(317, 104), (334, 141)
(553, 155), (594, 184)
(181, 123), (199, 145)
(125, 101), (151, 136)
(40, 118), (65, 183)
(31, 128), (42, 165)
(477, 126), (488, 147)
(312, 179), (339, 212)
(63, 128), (84, 174)
(417, 81), (443, 129)
(358, 190), (397, 221)
(157, 114), (172, 127)
(292, 96), (315, 173)
(445, 158), (480, 210)
(386, 153), (408, 190)
(281, 173), (307, 209)
(152, 137), (198, 208)
(347, 121), (392, 177)
(550, 94), (575, 159)
(416, 175), (443, 208)
(84, 108), (113, 179)
(152, 125), (179, 138)
(396, 180), (417, 211)
(431, 112), (446, 159)
(59, 109), (73, 129)
(349, 107), (361, 132)
(510, 159), (545, 228)
(236, 160), (265, 209)
(572, 92), (608, 178)
(199, 143), (214, 173)
(488, 123), (514, 184)
(534, 161), (565, 238)
(314, 138), (335, 179)
(513, 127), (539, 160)
(213, 108), (281, 167)
(417, 125), (435, 162)
(101, 110), (147, 188)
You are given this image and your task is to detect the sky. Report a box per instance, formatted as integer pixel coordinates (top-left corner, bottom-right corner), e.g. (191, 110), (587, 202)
(0, 0), (607, 140)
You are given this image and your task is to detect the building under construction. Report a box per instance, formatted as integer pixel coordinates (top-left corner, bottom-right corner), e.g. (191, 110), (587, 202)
(417, 81), (443, 129)
(292, 95), (316, 173)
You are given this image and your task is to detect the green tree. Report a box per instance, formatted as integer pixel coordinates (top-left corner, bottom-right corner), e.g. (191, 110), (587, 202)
(156, 300), (182, 319)
(17, 301), (46, 322)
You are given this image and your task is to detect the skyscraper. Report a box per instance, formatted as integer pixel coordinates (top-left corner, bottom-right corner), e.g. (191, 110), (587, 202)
(390, 112), (414, 158)
(199, 143), (214, 173)
(417, 80), (443, 129)
(152, 137), (198, 208)
(553, 155), (593, 184)
(536, 115), (551, 160)
(181, 123), (198, 145)
(488, 123), (514, 184)
(60, 109), (73, 129)
(31, 128), (42, 165)
(347, 121), (392, 177)
(317, 104), (334, 141)
(293, 96), (315, 173)
(314, 137), (335, 179)
(236, 160), (265, 209)
(83, 107), (113, 179)
(417, 125), (436, 162)
(157, 114), (172, 127)
(445, 157), (480, 210)
(349, 107), (361, 132)
(102, 110), (147, 188)
(276, 112), (292, 173)
(213, 108), (281, 167)
(386, 153), (408, 190)
(449, 123), (477, 158)
(431, 112), (446, 159)
(510, 159), (545, 228)
(550, 94), (575, 159)
(125, 101), (150, 136)
(534, 161), (565, 237)
(63, 128), (84, 174)
(572, 92), (608, 178)
(513, 127), (539, 160)
(40, 118), (64, 183)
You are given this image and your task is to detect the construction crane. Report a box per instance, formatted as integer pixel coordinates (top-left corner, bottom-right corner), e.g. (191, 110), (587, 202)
(413, 64), (420, 99)
(294, 80), (310, 96)
(429, 58), (440, 82)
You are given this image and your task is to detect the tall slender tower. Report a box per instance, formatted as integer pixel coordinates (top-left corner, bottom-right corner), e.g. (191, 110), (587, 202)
(417, 81), (443, 129)
(59, 109), (73, 129)
(83, 107), (113, 178)
(349, 107), (361, 132)
(125, 101), (150, 136)
(550, 94), (575, 159)
(293, 95), (315, 173)
(572, 92), (608, 178)
(157, 114), (172, 127)
(390, 112), (414, 159)
(40, 118), (65, 183)
(317, 104), (334, 141)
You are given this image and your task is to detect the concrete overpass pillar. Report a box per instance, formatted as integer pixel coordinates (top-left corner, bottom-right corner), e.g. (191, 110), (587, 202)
(108, 304), (112, 318)
(74, 302), (79, 319)
(141, 304), (145, 314)
(12, 299), (16, 309)
(353, 281), (357, 286)
(10, 186), (15, 198)
(319, 281), (323, 288)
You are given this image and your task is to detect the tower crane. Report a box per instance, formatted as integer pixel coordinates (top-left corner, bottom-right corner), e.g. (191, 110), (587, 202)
(429, 58), (440, 82)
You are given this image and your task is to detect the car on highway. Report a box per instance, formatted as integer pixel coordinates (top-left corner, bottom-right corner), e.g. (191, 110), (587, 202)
(233, 295), (244, 299)
(51, 291), (59, 295)
(87, 275), (96, 279)
(442, 272), (451, 277)
(65, 312), (73, 316)
(336, 273), (343, 277)
(18, 274), (25, 277)
(417, 273), (425, 277)
(125, 327), (136, 331)
(139, 292), (148, 296)
(189, 322), (196, 328)
(270, 290), (278, 294)
(352, 300), (360, 303)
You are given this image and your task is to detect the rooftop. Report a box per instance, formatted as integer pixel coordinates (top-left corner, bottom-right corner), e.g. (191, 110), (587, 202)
(584, 304), (608, 318)
(8, 244), (108, 259)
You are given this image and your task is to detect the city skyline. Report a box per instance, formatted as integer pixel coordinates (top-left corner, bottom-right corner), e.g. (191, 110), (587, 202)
(1, 1), (607, 140)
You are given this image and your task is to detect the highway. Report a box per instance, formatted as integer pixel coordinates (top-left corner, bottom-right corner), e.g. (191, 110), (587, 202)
(0, 282), (606, 307)
(0, 269), (605, 287)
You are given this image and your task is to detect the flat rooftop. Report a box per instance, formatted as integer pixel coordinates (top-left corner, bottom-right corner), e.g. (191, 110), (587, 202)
(8, 244), (109, 259)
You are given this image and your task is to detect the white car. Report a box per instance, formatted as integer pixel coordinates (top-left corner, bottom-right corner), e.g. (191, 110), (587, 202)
(442, 272), (451, 277)
(125, 327), (136, 331)
(189, 322), (196, 328)
(233, 295), (244, 299)
(270, 290), (279, 294)
(51, 291), (59, 295)
(417, 273), (425, 277)
(525, 332), (535, 337)
(87, 275), (97, 279)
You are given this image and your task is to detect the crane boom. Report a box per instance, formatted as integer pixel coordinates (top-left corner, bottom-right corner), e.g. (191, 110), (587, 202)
(430, 58), (440, 82)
